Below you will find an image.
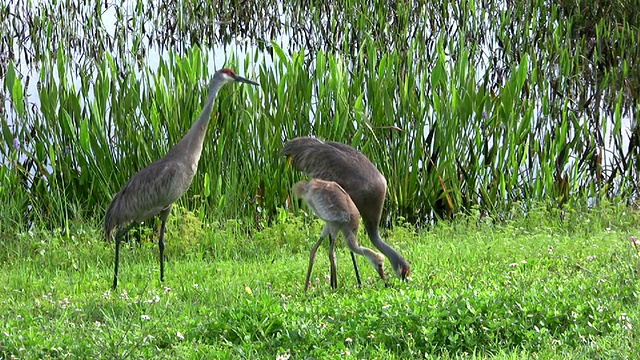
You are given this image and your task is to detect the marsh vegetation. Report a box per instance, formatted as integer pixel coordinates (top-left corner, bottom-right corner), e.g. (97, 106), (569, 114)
(1, 0), (638, 230)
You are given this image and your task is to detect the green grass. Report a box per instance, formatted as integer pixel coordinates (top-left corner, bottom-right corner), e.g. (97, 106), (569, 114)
(1, 204), (638, 359)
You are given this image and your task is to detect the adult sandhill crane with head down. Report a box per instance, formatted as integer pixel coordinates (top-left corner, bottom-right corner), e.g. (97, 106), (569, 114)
(282, 137), (411, 283)
(293, 179), (386, 290)
(104, 68), (259, 289)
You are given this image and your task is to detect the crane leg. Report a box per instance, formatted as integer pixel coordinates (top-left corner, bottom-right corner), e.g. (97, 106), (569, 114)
(112, 235), (121, 290)
(329, 234), (337, 290)
(350, 251), (362, 287)
(158, 206), (172, 283)
(305, 235), (326, 291)
(112, 223), (135, 290)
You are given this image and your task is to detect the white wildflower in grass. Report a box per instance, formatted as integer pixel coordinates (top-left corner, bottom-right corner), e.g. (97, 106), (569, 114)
(275, 353), (290, 360)
(59, 298), (69, 309)
(368, 332), (375, 338)
(342, 348), (351, 356)
(193, 283), (199, 290)
(587, 255), (596, 261)
(508, 262), (519, 267)
(619, 314), (633, 331)
(381, 304), (391, 310)
(120, 290), (129, 301)
(571, 311), (578, 319)
(164, 286), (171, 294)
(345, 337), (353, 343)
(141, 314), (150, 321)
(176, 331), (184, 340)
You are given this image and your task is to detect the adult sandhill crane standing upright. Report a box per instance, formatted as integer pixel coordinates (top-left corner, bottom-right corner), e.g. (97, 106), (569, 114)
(282, 137), (411, 281)
(293, 179), (386, 290)
(104, 68), (259, 289)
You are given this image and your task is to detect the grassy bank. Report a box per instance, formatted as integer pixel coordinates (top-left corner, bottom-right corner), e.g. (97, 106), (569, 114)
(1, 204), (638, 358)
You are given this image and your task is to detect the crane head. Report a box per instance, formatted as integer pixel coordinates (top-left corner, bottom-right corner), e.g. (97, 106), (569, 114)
(375, 263), (386, 280)
(215, 68), (260, 86)
(396, 263), (412, 281)
(291, 180), (310, 199)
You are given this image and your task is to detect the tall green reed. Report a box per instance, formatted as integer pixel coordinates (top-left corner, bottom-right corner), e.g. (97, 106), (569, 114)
(1, 0), (639, 232)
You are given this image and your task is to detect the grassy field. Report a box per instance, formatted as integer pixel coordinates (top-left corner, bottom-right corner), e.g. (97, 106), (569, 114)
(0, 204), (638, 359)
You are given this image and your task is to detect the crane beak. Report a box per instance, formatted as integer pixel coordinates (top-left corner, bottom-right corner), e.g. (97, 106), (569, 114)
(377, 265), (386, 280)
(401, 266), (412, 281)
(286, 155), (293, 169)
(234, 75), (260, 86)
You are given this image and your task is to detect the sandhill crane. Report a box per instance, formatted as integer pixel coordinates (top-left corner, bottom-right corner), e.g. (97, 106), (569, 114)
(282, 137), (411, 280)
(104, 68), (259, 289)
(293, 179), (386, 290)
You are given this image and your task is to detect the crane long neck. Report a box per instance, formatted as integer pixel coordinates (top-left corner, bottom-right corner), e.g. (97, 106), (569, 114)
(166, 79), (226, 164)
(364, 223), (408, 269)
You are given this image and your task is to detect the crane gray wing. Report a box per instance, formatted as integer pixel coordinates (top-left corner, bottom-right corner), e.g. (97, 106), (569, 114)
(105, 159), (192, 234)
(281, 137), (383, 190)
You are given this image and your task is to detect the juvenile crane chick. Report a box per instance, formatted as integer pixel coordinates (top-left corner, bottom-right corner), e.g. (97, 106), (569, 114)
(293, 179), (386, 290)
